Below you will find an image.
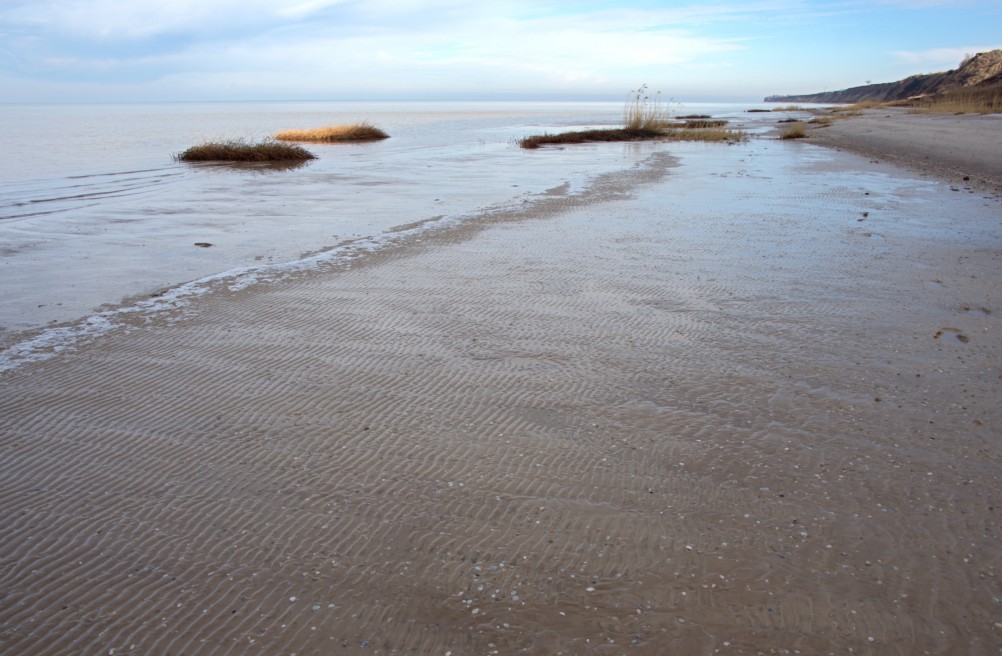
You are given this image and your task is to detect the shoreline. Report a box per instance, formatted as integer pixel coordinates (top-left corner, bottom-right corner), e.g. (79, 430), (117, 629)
(804, 108), (1002, 194)
(2, 131), (1001, 654)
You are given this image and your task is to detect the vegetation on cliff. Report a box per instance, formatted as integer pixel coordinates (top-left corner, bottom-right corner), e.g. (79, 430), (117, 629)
(765, 50), (1002, 108)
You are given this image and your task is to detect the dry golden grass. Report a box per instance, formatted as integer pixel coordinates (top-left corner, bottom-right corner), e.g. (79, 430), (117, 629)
(174, 139), (316, 162)
(624, 84), (674, 130)
(519, 86), (743, 148)
(273, 122), (389, 143)
(663, 128), (745, 142)
(772, 105), (805, 111)
(905, 86), (1002, 114)
(830, 107), (864, 117)
(808, 116), (834, 126)
(518, 127), (745, 149)
(780, 122), (807, 139)
(823, 87), (1001, 115)
(827, 100), (882, 118)
(518, 128), (662, 149)
(680, 119), (728, 128)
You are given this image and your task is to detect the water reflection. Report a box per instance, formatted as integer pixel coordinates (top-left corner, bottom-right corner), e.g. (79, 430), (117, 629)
(187, 159), (315, 173)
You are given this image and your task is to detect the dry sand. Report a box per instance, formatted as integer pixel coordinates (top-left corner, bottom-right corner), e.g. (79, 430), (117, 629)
(808, 108), (1002, 193)
(1, 132), (1001, 655)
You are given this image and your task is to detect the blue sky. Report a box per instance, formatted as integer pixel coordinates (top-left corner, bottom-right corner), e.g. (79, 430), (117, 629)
(1, 0), (1000, 102)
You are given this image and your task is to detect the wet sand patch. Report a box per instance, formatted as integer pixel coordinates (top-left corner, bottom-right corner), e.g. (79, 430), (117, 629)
(1, 142), (1000, 655)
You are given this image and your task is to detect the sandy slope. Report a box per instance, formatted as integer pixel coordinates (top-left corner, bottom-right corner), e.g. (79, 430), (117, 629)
(1, 140), (1001, 655)
(808, 108), (1002, 192)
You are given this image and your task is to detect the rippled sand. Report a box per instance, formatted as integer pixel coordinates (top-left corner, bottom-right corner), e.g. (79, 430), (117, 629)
(1, 141), (1000, 655)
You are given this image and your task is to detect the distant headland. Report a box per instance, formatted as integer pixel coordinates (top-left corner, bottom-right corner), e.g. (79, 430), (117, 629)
(765, 49), (1002, 104)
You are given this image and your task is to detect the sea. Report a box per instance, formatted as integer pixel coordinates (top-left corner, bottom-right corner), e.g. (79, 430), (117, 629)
(0, 100), (793, 369)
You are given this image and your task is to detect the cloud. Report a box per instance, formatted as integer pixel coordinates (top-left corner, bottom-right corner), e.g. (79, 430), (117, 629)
(893, 45), (1002, 69)
(0, 0), (756, 96)
(2, 0), (351, 40)
(3, 0), (998, 100)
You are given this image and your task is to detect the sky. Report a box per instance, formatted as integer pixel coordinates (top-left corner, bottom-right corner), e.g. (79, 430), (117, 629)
(1, 0), (1000, 103)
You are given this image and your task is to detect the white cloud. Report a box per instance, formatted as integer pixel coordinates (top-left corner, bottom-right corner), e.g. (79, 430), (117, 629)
(893, 45), (1002, 69)
(3, 0), (998, 101)
(4, 1), (749, 94)
(2, 0), (351, 40)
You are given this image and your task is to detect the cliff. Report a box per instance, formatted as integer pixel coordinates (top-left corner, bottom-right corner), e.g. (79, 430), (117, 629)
(765, 49), (1002, 104)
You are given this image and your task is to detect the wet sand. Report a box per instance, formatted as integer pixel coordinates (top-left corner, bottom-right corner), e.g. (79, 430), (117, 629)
(2, 141), (1001, 655)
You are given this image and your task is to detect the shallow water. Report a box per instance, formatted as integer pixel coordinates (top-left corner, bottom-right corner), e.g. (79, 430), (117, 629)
(0, 100), (780, 338)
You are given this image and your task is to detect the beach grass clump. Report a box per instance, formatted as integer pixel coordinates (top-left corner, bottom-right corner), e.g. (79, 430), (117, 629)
(624, 84), (674, 130)
(808, 116), (834, 126)
(681, 119), (728, 128)
(780, 122), (807, 139)
(174, 138), (316, 162)
(517, 127), (745, 149)
(518, 86), (743, 149)
(518, 128), (663, 149)
(772, 105), (805, 111)
(905, 86), (1002, 114)
(662, 128), (746, 142)
(273, 121), (390, 143)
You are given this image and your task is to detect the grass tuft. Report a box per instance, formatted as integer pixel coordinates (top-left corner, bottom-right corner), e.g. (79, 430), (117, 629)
(904, 86), (1002, 114)
(772, 105), (805, 111)
(680, 119), (728, 128)
(830, 107), (864, 117)
(624, 84), (673, 130)
(519, 128), (662, 149)
(518, 86), (743, 149)
(518, 127), (745, 149)
(273, 121), (390, 143)
(780, 122), (807, 139)
(663, 128), (746, 142)
(174, 139), (316, 162)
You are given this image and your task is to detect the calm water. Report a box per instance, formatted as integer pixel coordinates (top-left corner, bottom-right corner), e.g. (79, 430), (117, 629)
(0, 100), (785, 364)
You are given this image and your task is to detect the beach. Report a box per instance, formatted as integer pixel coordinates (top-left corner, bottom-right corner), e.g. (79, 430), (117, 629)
(2, 111), (1001, 655)
(807, 108), (1002, 192)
